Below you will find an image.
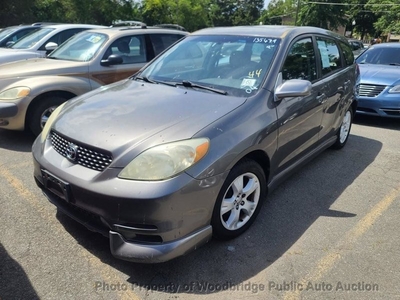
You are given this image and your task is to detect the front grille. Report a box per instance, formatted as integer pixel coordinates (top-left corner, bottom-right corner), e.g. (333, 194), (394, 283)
(51, 131), (113, 172)
(357, 84), (386, 97)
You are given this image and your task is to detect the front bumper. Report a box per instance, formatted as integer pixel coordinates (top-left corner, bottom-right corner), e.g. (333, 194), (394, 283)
(356, 96), (400, 118)
(0, 97), (31, 130)
(33, 137), (227, 263)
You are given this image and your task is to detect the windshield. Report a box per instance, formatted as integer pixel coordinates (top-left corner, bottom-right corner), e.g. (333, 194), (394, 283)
(356, 46), (400, 65)
(140, 35), (280, 97)
(48, 31), (107, 61)
(0, 27), (16, 40)
(11, 28), (54, 49)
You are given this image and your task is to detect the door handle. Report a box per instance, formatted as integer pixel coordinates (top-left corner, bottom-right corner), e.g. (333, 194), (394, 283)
(316, 93), (327, 104)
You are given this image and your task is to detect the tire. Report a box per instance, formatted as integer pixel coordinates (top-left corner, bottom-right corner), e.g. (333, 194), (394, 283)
(332, 106), (353, 150)
(28, 96), (67, 136)
(211, 159), (267, 240)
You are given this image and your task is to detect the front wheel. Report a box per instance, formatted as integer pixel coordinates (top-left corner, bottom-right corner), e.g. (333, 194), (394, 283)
(211, 159), (266, 240)
(28, 96), (67, 136)
(332, 106), (353, 150)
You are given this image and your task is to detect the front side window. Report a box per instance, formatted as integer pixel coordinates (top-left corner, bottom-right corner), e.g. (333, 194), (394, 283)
(140, 35), (280, 97)
(282, 37), (317, 81)
(316, 37), (343, 76)
(102, 35), (147, 64)
(11, 28), (54, 49)
(48, 31), (108, 62)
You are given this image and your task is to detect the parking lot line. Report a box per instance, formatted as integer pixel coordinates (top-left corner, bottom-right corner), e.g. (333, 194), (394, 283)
(283, 185), (400, 300)
(0, 167), (141, 300)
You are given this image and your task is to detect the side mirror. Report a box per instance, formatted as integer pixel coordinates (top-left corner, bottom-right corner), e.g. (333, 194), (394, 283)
(6, 41), (15, 48)
(45, 42), (58, 51)
(274, 79), (312, 101)
(101, 54), (123, 66)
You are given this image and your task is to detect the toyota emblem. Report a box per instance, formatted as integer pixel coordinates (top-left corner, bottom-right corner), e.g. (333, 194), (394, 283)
(66, 143), (79, 162)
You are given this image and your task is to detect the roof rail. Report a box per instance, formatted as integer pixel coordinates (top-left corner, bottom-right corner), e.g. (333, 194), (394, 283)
(31, 22), (63, 26)
(110, 20), (147, 28)
(153, 24), (187, 31)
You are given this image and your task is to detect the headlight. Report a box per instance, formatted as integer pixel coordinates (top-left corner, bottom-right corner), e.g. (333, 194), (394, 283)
(388, 85), (400, 93)
(118, 138), (210, 181)
(0, 87), (30, 100)
(40, 102), (67, 143)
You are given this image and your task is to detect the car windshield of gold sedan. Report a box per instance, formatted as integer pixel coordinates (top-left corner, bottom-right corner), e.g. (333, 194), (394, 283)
(11, 28), (54, 49)
(48, 32), (107, 62)
(140, 35), (280, 97)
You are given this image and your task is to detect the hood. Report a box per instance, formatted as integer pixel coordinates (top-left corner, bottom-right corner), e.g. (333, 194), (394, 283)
(0, 58), (87, 80)
(358, 64), (400, 86)
(0, 49), (43, 65)
(53, 79), (246, 158)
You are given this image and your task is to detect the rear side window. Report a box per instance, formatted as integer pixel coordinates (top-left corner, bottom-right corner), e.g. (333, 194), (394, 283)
(149, 34), (185, 56)
(316, 37), (342, 76)
(340, 41), (354, 66)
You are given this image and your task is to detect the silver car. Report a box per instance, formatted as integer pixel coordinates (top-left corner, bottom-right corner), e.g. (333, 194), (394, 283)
(0, 27), (187, 135)
(33, 25), (358, 263)
(0, 24), (106, 65)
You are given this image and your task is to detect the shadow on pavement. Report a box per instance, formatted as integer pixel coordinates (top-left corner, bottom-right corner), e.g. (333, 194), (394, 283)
(0, 243), (39, 299)
(354, 114), (400, 131)
(54, 133), (382, 295)
(0, 129), (36, 152)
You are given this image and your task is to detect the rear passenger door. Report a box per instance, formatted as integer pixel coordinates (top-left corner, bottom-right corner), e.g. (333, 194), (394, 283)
(315, 36), (354, 143)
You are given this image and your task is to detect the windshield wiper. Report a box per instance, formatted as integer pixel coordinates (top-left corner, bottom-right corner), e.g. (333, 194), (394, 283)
(175, 80), (227, 95)
(389, 63), (400, 66)
(135, 75), (157, 84)
(134, 76), (176, 87)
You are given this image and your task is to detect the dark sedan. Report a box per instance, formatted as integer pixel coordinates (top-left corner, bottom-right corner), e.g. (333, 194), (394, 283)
(33, 25), (358, 263)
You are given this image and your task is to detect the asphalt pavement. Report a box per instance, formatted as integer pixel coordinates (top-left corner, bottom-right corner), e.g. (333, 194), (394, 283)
(1, 114), (399, 300)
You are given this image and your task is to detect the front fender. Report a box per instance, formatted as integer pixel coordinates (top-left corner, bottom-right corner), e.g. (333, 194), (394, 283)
(0, 75), (93, 130)
(1, 75), (93, 98)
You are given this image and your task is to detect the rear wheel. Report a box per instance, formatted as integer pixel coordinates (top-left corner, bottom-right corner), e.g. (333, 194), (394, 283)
(211, 159), (266, 240)
(332, 106), (353, 150)
(28, 96), (67, 136)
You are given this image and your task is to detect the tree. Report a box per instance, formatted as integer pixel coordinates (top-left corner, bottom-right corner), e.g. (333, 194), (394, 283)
(367, 0), (400, 35)
(209, 0), (264, 27)
(298, 0), (348, 31)
(259, 0), (296, 25)
(346, 0), (378, 40)
(0, 0), (37, 26)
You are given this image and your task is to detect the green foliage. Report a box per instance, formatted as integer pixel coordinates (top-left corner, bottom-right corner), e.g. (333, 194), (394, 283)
(260, 0), (296, 25)
(367, 0), (400, 35)
(209, 0), (264, 26)
(346, 0), (378, 40)
(0, 0), (394, 38)
(298, 0), (348, 30)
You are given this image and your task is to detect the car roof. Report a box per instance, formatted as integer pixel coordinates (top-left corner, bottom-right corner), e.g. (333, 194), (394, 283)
(40, 24), (107, 30)
(81, 26), (189, 38)
(192, 25), (348, 42)
(368, 42), (400, 48)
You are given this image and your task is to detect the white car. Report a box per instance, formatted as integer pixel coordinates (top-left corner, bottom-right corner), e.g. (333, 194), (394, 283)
(0, 24), (106, 65)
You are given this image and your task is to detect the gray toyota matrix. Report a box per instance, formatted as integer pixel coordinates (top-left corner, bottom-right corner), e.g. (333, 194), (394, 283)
(33, 26), (358, 263)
